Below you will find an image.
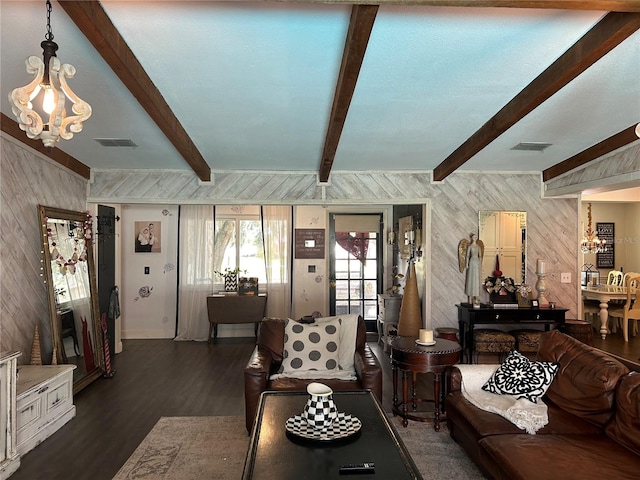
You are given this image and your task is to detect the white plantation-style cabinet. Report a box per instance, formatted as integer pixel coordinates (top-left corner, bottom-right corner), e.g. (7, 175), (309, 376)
(0, 352), (21, 480)
(479, 211), (527, 284)
(15, 365), (76, 457)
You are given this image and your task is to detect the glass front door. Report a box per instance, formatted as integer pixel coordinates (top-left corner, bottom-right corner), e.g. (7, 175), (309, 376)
(329, 214), (383, 332)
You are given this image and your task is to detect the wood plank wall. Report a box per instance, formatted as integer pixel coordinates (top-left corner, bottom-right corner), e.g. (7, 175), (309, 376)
(8, 137), (637, 358)
(0, 137), (86, 362)
(90, 168), (580, 329)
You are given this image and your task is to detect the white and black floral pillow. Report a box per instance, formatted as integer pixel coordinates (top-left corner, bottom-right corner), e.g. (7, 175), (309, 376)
(482, 350), (559, 403)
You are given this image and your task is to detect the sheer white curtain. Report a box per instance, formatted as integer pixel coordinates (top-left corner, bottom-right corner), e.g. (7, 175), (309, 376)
(175, 205), (214, 341)
(261, 206), (292, 318)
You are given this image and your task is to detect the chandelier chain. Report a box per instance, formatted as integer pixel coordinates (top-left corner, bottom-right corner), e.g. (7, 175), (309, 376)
(45, 0), (54, 41)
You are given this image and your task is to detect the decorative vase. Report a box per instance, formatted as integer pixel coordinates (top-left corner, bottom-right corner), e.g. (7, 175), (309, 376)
(224, 273), (238, 292)
(397, 262), (422, 338)
(302, 382), (338, 429)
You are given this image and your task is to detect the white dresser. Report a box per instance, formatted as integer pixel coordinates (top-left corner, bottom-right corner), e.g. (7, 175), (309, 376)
(15, 365), (76, 456)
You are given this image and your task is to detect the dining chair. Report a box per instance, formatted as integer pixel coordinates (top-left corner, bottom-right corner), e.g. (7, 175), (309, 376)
(608, 275), (640, 342)
(607, 270), (623, 286)
(622, 272), (640, 288)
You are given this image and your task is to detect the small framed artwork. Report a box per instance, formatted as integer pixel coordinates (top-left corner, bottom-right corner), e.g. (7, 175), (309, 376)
(531, 299), (539, 308)
(398, 216), (413, 259)
(238, 277), (259, 296)
(135, 221), (161, 253)
(294, 229), (325, 259)
(516, 292), (530, 308)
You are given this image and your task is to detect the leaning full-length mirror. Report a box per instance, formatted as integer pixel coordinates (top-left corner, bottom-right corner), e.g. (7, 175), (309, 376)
(38, 205), (104, 393)
(478, 211), (527, 284)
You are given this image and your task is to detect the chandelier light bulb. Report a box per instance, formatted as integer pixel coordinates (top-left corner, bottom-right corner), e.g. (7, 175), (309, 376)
(42, 86), (56, 114)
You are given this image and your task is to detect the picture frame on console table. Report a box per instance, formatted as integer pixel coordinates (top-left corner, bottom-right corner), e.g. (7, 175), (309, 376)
(531, 299), (539, 308)
(516, 292), (531, 308)
(238, 277), (259, 296)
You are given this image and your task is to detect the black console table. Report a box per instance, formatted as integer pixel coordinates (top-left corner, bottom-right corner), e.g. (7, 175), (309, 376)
(456, 304), (567, 363)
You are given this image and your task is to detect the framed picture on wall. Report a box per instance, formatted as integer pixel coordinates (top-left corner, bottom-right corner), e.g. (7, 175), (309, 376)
(595, 222), (614, 269)
(398, 216), (413, 259)
(135, 221), (161, 253)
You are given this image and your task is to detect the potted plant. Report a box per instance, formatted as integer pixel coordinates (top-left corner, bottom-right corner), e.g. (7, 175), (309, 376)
(214, 267), (246, 292)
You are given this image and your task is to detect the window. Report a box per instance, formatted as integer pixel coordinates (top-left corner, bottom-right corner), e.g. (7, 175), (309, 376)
(215, 208), (266, 287)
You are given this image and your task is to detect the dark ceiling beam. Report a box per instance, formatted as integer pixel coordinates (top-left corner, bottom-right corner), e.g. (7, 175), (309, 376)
(1, 113), (91, 179)
(543, 125), (639, 181)
(289, 1), (640, 12)
(319, 5), (379, 182)
(433, 12), (640, 182)
(58, 1), (211, 182)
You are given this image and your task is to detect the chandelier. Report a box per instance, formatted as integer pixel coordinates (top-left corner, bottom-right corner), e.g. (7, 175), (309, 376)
(580, 203), (607, 254)
(8, 0), (91, 148)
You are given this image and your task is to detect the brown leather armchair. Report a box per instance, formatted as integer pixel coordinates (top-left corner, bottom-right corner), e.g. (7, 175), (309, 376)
(244, 315), (383, 432)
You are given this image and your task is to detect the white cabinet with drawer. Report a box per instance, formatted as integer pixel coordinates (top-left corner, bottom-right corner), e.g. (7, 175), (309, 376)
(0, 351), (21, 479)
(15, 365), (76, 456)
(377, 294), (403, 351)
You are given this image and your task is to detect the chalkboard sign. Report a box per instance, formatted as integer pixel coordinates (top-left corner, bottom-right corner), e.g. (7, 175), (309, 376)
(596, 222), (614, 269)
(295, 229), (325, 259)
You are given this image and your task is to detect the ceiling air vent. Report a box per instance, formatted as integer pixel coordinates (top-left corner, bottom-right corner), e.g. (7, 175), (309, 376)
(511, 142), (552, 152)
(94, 138), (138, 147)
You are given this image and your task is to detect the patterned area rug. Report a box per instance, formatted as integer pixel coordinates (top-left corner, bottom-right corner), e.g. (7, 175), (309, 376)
(113, 415), (487, 479)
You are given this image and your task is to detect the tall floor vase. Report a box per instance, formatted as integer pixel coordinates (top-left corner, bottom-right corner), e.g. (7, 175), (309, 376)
(397, 261), (422, 338)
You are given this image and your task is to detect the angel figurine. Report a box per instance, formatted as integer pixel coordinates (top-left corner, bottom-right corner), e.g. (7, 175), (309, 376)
(458, 233), (484, 305)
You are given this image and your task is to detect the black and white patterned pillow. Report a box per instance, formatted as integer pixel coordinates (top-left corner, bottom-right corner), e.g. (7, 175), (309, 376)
(279, 318), (341, 374)
(482, 350), (559, 403)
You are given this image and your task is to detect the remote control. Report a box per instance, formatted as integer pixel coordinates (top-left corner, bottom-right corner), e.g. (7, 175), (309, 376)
(339, 463), (375, 475)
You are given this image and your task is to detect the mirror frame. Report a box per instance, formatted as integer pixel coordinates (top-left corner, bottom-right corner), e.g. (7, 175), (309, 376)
(38, 205), (104, 393)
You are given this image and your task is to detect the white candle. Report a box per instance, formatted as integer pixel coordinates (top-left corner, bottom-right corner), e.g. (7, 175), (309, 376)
(537, 259), (546, 275)
(419, 329), (433, 343)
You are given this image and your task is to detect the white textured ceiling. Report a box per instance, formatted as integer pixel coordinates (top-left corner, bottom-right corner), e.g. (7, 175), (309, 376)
(1, 1), (639, 178)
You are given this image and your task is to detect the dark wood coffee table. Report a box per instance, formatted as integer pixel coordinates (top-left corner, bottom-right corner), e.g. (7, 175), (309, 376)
(242, 390), (422, 480)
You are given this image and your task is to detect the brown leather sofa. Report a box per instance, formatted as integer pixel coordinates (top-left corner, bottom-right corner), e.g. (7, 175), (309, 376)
(446, 330), (640, 480)
(244, 315), (382, 432)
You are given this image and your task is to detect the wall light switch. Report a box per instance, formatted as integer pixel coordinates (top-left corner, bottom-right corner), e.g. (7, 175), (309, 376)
(144, 266), (150, 275)
(560, 272), (571, 283)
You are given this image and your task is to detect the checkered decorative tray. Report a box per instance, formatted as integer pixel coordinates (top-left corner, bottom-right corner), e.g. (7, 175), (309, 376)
(285, 412), (361, 441)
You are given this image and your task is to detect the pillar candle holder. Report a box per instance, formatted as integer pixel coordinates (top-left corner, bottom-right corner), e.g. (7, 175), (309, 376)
(535, 273), (549, 307)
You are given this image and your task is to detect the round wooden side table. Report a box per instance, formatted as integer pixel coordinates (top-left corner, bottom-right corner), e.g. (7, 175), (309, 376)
(390, 336), (461, 431)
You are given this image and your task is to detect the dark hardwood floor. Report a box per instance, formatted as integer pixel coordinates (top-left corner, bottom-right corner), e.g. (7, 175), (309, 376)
(10, 329), (639, 480)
